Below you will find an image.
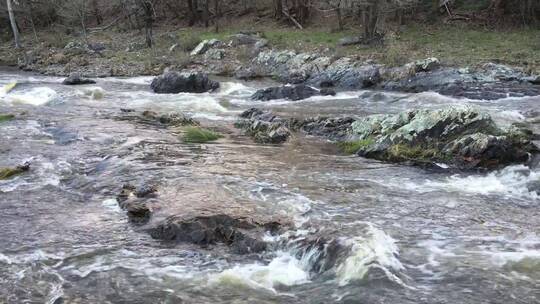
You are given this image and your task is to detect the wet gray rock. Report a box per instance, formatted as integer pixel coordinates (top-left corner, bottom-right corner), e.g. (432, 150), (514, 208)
(236, 108), (292, 144)
(119, 110), (198, 127)
(381, 64), (540, 100)
(149, 214), (282, 254)
(117, 184), (157, 224)
(251, 84), (335, 101)
(62, 73), (96, 85)
(150, 71), (219, 93)
(236, 108), (354, 144)
(307, 61), (381, 89)
(348, 105), (536, 169)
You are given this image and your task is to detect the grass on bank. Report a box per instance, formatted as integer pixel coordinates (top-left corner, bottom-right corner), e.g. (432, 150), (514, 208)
(182, 127), (223, 143)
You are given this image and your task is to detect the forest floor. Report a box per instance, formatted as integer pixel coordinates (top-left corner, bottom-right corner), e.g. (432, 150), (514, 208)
(1, 20), (539, 75)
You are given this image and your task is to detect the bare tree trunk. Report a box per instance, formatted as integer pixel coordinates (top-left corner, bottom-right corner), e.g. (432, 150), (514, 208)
(142, 1), (154, 48)
(187, 0), (196, 26)
(214, 0), (219, 33)
(335, 0), (343, 31)
(204, 0), (209, 27)
(6, 0), (21, 48)
(27, 2), (39, 42)
(274, 0), (283, 19)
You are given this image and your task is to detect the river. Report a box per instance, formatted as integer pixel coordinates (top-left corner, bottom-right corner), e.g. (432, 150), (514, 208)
(0, 70), (539, 303)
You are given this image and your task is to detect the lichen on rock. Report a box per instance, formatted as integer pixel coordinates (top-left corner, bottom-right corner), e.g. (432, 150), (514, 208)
(348, 105), (536, 169)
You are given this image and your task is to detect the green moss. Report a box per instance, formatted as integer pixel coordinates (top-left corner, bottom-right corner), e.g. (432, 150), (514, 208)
(387, 144), (447, 163)
(0, 114), (15, 123)
(0, 166), (27, 180)
(183, 127), (223, 143)
(338, 138), (375, 154)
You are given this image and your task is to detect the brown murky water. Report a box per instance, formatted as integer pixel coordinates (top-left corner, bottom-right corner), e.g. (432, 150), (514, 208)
(0, 71), (539, 304)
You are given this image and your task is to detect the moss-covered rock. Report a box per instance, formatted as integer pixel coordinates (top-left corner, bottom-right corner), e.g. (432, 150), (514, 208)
(0, 163), (30, 180)
(0, 114), (15, 123)
(349, 105), (536, 169)
(183, 127), (222, 143)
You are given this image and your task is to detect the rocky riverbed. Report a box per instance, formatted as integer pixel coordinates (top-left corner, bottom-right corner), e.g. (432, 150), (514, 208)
(0, 68), (539, 303)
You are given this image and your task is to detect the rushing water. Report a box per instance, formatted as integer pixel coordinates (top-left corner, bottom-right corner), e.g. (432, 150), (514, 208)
(0, 70), (539, 304)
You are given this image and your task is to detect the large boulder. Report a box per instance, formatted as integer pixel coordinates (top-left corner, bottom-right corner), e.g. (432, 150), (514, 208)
(381, 64), (540, 100)
(150, 71), (219, 94)
(251, 84), (335, 101)
(347, 105), (536, 169)
(62, 73), (96, 85)
(307, 58), (381, 90)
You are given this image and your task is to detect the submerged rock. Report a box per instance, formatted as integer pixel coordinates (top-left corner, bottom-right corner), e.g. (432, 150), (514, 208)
(150, 71), (219, 94)
(0, 163), (30, 180)
(62, 73), (96, 85)
(347, 105), (536, 169)
(251, 84), (335, 101)
(149, 213), (282, 254)
(117, 184), (158, 224)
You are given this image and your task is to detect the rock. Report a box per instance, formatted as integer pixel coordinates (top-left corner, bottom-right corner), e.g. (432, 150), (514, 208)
(236, 108), (291, 144)
(307, 59), (381, 89)
(150, 71), (219, 93)
(126, 41), (146, 52)
(62, 73), (96, 85)
(139, 110), (199, 126)
(348, 105), (536, 169)
(413, 57), (440, 72)
(204, 48), (225, 60)
(64, 40), (87, 50)
(87, 42), (106, 52)
(190, 39), (220, 56)
(148, 213), (282, 254)
(117, 184), (157, 224)
(236, 108), (353, 144)
(251, 84), (335, 101)
(523, 75), (540, 85)
(234, 66), (258, 80)
(381, 65), (540, 100)
(228, 34), (261, 47)
(338, 36), (362, 46)
(253, 39), (268, 51)
(0, 163), (30, 180)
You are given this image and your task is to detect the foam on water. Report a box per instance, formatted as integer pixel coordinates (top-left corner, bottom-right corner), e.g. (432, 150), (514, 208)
(336, 223), (405, 286)
(78, 87), (105, 100)
(421, 165), (539, 200)
(106, 76), (155, 85)
(217, 82), (256, 97)
(2, 87), (58, 106)
(211, 251), (310, 293)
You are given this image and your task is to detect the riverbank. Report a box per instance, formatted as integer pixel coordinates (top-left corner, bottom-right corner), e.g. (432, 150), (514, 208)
(1, 23), (539, 77)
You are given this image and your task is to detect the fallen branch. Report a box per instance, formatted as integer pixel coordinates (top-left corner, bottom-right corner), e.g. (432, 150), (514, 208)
(282, 9), (303, 30)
